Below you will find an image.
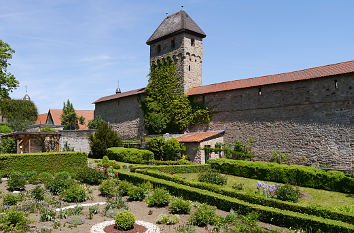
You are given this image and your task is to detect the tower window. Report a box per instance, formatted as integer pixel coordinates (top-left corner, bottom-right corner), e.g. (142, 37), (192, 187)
(171, 39), (175, 49)
(191, 38), (195, 46)
(334, 80), (338, 89)
(157, 44), (161, 53)
(258, 88), (262, 95)
(188, 65), (191, 71)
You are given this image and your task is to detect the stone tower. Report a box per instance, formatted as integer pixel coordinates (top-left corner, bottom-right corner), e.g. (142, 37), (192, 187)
(146, 10), (206, 94)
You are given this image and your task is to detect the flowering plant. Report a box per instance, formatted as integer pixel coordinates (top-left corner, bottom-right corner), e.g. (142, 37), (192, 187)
(256, 181), (280, 198)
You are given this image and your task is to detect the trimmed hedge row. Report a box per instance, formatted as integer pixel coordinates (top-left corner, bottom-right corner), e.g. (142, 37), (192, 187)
(130, 164), (210, 173)
(137, 169), (354, 224)
(0, 152), (87, 176)
(116, 170), (354, 232)
(106, 147), (154, 164)
(208, 159), (354, 193)
(151, 159), (193, 165)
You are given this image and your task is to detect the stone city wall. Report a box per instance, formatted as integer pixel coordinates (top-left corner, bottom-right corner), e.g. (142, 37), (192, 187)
(59, 130), (95, 154)
(191, 73), (354, 169)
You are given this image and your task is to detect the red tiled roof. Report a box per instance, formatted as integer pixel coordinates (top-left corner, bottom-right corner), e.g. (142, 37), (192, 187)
(176, 131), (224, 143)
(93, 88), (146, 104)
(48, 109), (94, 130)
(35, 113), (48, 124)
(188, 60), (354, 96)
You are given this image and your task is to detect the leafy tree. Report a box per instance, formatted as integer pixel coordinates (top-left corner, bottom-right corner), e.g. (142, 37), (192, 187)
(0, 137), (16, 154)
(89, 122), (122, 158)
(0, 40), (19, 99)
(0, 124), (12, 133)
(145, 137), (185, 161)
(88, 115), (105, 129)
(60, 100), (79, 130)
(78, 116), (85, 125)
(143, 59), (210, 134)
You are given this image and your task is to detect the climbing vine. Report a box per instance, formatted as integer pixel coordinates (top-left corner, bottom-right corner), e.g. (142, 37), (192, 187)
(142, 58), (211, 134)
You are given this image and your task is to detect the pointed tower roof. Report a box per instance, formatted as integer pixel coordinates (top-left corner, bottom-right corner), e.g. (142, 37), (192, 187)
(146, 10), (206, 45)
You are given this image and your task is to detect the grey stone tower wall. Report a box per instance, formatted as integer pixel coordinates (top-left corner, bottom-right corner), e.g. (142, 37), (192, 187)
(190, 73), (354, 170)
(94, 95), (145, 139)
(149, 33), (203, 94)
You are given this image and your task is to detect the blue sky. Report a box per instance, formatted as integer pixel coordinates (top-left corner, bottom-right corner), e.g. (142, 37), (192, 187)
(1, 0), (354, 113)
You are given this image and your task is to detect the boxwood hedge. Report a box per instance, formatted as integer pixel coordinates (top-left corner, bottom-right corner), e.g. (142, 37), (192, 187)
(106, 147), (154, 164)
(0, 152), (87, 176)
(116, 170), (354, 232)
(208, 159), (354, 193)
(130, 164), (210, 173)
(136, 169), (353, 224)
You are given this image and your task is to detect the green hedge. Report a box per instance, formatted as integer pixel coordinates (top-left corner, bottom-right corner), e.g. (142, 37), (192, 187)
(151, 159), (193, 165)
(130, 164), (210, 173)
(116, 170), (354, 232)
(106, 147), (154, 164)
(137, 169), (353, 224)
(0, 152), (87, 176)
(208, 159), (354, 193)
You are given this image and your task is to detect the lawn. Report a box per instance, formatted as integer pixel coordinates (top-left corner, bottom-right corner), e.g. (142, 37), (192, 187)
(176, 172), (354, 212)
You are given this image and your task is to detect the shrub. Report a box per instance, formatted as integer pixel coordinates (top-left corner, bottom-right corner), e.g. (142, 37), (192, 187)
(270, 150), (290, 164)
(170, 198), (191, 214)
(0, 209), (30, 232)
(40, 208), (56, 222)
(115, 210), (135, 230)
(128, 186), (146, 201)
(198, 171), (227, 186)
(75, 167), (105, 185)
(106, 147), (154, 164)
(69, 206), (83, 216)
(40, 126), (56, 132)
(88, 115), (105, 129)
(31, 185), (45, 201)
(208, 158), (354, 193)
(0, 152), (87, 176)
(38, 172), (53, 184)
(117, 180), (133, 196)
(0, 124), (12, 133)
(45, 174), (75, 195)
(7, 175), (27, 191)
(176, 225), (196, 233)
(28, 173), (41, 184)
(130, 164), (210, 173)
(89, 122), (122, 159)
(189, 204), (218, 227)
(152, 159), (192, 165)
(105, 195), (129, 212)
(61, 184), (87, 202)
(101, 155), (110, 167)
(156, 214), (180, 225)
(66, 215), (85, 226)
(139, 181), (153, 191)
(146, 137), (185, 161)
(145, 188), (171, 207)
(3, 193), (19, 205)
(276, 184), (300, 203)
(105, 208), (121, 218)
(232, 183), (244, 191)
(99, 178), (117, 197)
(89, 205), (99, 218)
(0, 137), (16, 154)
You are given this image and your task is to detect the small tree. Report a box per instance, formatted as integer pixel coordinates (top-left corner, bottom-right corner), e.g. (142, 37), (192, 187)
(89, 122), (122, 158)
(145, 137), (185, 161)
(88, 115), (105, 129)
(60, 100), (79, 130)
(0, 40), (19, 100)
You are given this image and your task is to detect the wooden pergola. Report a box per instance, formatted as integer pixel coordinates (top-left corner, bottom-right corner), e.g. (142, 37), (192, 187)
(1, 132), (61, 153)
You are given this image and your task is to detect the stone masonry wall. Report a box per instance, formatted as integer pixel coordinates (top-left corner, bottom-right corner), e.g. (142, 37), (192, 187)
(191, 73), (354, 169)
(60, 130), (95, 154)
(94, 94), (145, 139)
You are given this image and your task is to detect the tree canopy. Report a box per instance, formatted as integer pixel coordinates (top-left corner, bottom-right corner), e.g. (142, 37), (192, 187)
(61, 100), (79, 130)
(142, 59), (210, 134)
(0, 40), (19, 99)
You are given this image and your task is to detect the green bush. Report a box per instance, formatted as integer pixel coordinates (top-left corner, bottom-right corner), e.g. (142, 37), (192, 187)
(117, 169), (354, 232)
(99, 178), (117, 197)
(198, 171), (227, 186)
(105, 195), (129, 213)
(0, 137), (16, 154)
(40, 208), (56, 222)
(45, 173), (75, 195)
(107, 147), (154, 164)
(40, 126), (56, 132)
(156, 214), (180, 225)
(106, 208), (121, 218)
(38, 172), (53, 184)
(75, 167), (105, 185)
(152, 159), (192, 165)
(66, 215), (85, 226)
(145, 137), (185, 161)
(0, 125), (12, 133)
(189, 203), (218, 227)
(61, 184), (87, 202)
(0, 99), (38, 123)
(89, 122), (122, 159)
(117, 180), (134, 196)
(138, 169), (354, 224)
(3, 193), (19, 205)
(145, 188), (171, 207)
(130, 164), (210, 173)
(128, 186), (146, 201)
(101, 155), (110, 167)
(115, 210), (135, 230)
(0, 209), (30, 232)
(0, 152), (87, 176)
(7, 176), (27, 191)
(276, 184), (300, 203)
(31, 185), (45, 201)
(170, 197), (191, 214)
(208, 159), (354, 193)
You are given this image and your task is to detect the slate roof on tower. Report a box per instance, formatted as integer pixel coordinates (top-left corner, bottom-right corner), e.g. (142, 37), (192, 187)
(146, 10), (206, 45)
